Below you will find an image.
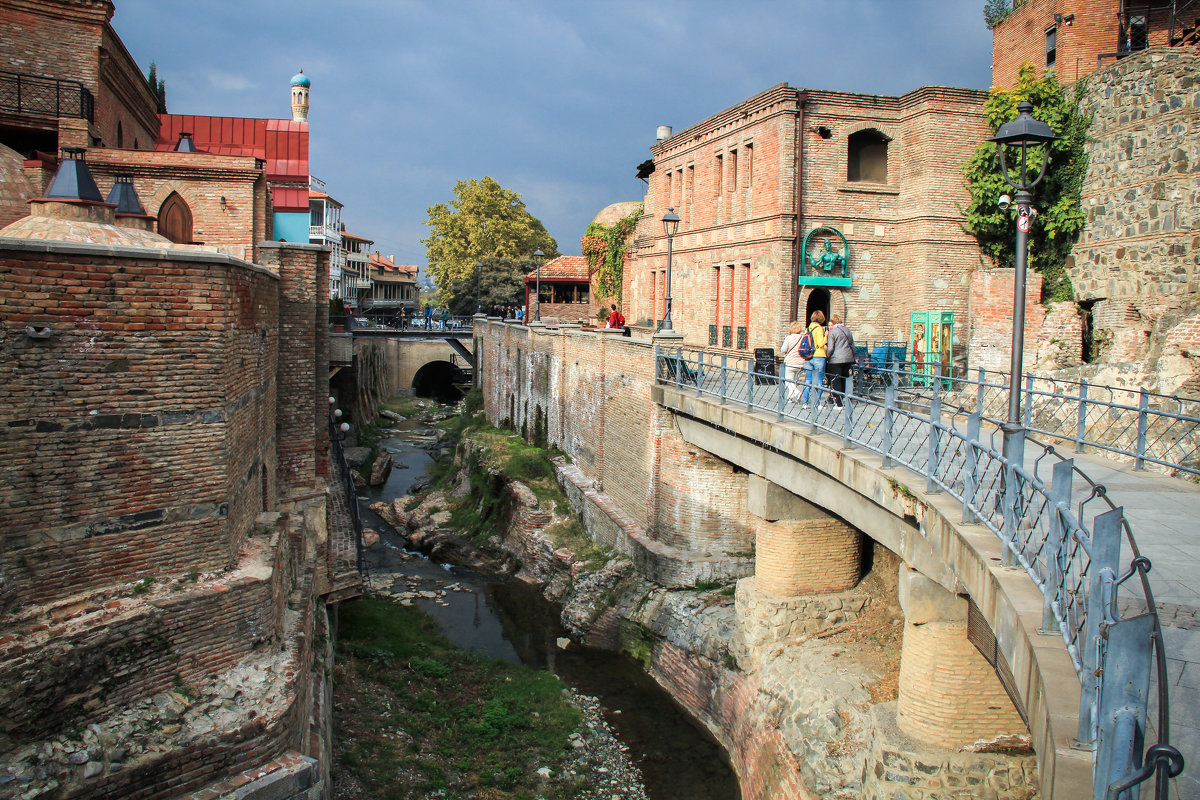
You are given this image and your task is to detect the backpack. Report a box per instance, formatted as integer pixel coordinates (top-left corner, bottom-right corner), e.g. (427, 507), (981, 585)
(797, 329), (816, 360)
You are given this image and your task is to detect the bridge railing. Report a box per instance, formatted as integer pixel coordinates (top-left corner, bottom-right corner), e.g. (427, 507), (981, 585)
(656, 346), (1184, 799)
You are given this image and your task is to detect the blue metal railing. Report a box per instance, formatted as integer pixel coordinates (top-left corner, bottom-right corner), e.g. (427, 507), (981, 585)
(655, 345), (1184, 799)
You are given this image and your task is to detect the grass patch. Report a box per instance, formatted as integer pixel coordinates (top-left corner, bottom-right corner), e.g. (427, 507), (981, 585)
(334, 596), (581, 799)
(383, 396), (428, 419)
(543, 520), (611, 569)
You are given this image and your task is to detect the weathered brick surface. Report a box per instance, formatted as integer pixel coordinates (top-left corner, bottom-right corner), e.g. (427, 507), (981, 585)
(0, 245), (279, 606)
(627, 84), (987, 362)
(991, 0), (1176, 88)
(754, 516), (862, 595)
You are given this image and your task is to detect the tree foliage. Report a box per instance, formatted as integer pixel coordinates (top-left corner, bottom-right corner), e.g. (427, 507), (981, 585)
(147, 62), (167, 114)
(422, 177), (557, 305)
(440, 256), (542, 316)
(581, 205), (641, 304)
(962, 64), (1091, 302)
(983, 0), (1016, 29)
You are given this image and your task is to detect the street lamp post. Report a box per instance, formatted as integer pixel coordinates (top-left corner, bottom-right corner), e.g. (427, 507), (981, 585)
(660, 208), (681, 332)
(475, 260), (483, 315)
(988, 100), (1059, 432)
(533, 249), (545, 322)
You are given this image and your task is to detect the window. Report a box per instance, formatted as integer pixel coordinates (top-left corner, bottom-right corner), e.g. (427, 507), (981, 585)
(715, 154), (723, 197)
(744, 144), (753, 188)
(650, 270), (657, 322)
(847, 129), (890, 183)
(1127, 15), (1147, 51)
(116, 121), (123, 148)
(729, 149), (738, 193)
(665, 171), (673, 207)
(675, 168), (683, 208)
(1045, 25), (1057, 68)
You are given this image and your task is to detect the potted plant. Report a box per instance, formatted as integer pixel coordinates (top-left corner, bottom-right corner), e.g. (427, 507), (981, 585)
(329, 296), (348, 332)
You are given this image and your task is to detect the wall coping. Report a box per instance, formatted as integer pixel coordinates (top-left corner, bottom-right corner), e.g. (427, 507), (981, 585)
(0, 237), (279, 279)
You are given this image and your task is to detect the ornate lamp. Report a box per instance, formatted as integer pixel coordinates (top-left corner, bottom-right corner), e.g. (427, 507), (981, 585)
(988, 101), (1059, 430)
(661, 208), (681, 332)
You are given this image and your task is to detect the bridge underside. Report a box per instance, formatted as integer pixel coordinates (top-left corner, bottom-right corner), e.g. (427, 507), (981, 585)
(655, 384), (1093, 799)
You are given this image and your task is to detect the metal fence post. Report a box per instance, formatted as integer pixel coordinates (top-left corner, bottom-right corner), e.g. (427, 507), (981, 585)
(963, 411), (981, 524)
(1042, 459), (1074, 634)
(654, 343), (660, 383)
(1001, 426), (1025, 568)
(927, 380), (942, 494)
(696, 353), (704, 398)
(1078, 506), (1124, 749)
(746, 362), (754, 410)
(1076, 379), (1088, 453)
(883, 382), (895, 469)
(1023, 373), (1035, 428)
(675, 346), (684, 391)
(976, 367), (986, 413)
(843, 374), (855, 449)
(1135, 388), (1149, 470)
(777, 363), (786, 420)
(720, 353), (728, 404)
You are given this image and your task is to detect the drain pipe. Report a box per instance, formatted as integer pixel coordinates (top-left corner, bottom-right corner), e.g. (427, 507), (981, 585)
(792, 90), (808, 324)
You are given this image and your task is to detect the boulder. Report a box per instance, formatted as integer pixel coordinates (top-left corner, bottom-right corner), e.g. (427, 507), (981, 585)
(342, 446), (370, 468)
(361, 529), (380, 548)
(369, 452), (394, 486)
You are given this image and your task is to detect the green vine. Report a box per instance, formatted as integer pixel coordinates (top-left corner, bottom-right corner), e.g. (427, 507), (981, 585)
(961, 64), (1091, 303)
(581, 205), (642, 304)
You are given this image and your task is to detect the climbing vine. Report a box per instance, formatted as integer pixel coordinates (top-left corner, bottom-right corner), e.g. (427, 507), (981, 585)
(581, 205), (642, 304)
(962, 64), (1091, 303)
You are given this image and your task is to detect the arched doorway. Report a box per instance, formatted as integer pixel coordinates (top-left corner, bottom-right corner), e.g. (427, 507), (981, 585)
(804, 287), (830, 325)
(158, 192), (193, 244)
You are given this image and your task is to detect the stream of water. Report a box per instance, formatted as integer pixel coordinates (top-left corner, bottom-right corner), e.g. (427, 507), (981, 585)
(356, 412), (739, 800)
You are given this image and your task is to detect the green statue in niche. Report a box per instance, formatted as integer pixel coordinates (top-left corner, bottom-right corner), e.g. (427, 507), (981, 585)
(809, 237), (846, 273)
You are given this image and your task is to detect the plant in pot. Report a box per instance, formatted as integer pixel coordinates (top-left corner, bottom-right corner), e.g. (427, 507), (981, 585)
(329, 296), (348, 331)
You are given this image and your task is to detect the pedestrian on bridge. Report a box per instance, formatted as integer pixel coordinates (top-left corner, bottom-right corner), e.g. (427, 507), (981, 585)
(780, 320), (808, 403)
(825, 314), (855, 407)
(802, 310), (827, 407)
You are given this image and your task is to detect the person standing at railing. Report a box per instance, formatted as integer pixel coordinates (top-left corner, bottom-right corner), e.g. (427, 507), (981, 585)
(780, 320), (808, 403)
(825, 314), (855, 408)
(802, 310), (828, 407)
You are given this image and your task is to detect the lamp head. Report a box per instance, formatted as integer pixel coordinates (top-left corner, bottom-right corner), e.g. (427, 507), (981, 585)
(988, 101), (1060, 191)
(661, 207), (681, 238)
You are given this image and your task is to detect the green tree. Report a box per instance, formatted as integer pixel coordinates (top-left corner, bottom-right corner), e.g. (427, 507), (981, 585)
(982, 0), (1015, 29)
(147, 61), (167, 113)
(962, 64), (1091, 302)
(422, 177), (557, 306)
(441, 256), (542, 316)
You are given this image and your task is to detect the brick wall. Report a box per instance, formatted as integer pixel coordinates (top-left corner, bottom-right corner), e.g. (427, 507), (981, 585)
(0, 243), (280, 607)
(754, 517), (862, 595)
(260, 243), (330, 490)
(991, 0), (1176, 88)
(628, 83), (987, 361)
(967, 267), (1046, 372)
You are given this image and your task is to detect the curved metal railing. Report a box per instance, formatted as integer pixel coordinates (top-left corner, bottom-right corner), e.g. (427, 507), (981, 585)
(654, 346), (1184, 799)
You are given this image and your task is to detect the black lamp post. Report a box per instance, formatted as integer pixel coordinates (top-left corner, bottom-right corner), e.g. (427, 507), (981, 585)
(475, 260), (483, 315)
(533, 249), (545, 322)
(660, 208), (681, 332)
(988, 100), (1059, 432)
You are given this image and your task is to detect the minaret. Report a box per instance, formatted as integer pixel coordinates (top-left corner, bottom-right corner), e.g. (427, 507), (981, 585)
(290, 69), (310, 122)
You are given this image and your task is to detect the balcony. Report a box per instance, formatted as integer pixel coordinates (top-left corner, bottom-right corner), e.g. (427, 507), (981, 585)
(0, 70), (94, 122)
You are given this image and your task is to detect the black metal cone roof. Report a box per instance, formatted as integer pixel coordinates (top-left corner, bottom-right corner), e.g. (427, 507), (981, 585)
(45, 148), (103, 202)
(105, 176), (146, 215)
(989, 101), (1059, 145)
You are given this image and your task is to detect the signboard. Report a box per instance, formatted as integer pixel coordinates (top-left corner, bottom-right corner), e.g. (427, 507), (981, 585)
(753, 347), (777, 384)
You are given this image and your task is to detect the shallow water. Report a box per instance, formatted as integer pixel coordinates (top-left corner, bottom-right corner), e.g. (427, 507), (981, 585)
(356, 417), (739, 800)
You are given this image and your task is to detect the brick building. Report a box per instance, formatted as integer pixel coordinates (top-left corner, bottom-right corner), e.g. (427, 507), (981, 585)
(525, 255), (593, 323)
(990, 0), (1199, 88)
(626, 83), (989, 368)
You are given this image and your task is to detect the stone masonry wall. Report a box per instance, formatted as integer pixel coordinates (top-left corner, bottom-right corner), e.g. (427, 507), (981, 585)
(1068, 47), (1200, 393)
(0, 243), (279, 608)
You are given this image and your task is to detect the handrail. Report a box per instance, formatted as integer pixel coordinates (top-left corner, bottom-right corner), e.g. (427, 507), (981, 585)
(654, 346), (1183, 799)
(0, 70), (95, 122)
(328, 416), (365, 576)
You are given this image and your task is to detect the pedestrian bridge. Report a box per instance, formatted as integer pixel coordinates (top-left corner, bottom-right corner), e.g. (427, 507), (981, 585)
(653, 346), (1189, 800)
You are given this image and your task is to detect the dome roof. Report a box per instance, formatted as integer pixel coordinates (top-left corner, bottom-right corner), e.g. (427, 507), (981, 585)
(290, 70), (310, 88)
(0, 200), (174, 248)
(591, 201), (642, 226)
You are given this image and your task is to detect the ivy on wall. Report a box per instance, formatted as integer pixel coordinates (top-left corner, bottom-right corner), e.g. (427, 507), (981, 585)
(581, 205), (642, 305)
(961, 64), (1091, 302)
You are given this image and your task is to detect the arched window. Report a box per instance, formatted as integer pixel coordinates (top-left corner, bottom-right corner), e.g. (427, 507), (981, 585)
(158, 192), (193, 244)
(847, 129), (890, 183)
(116, 122), (123, 148)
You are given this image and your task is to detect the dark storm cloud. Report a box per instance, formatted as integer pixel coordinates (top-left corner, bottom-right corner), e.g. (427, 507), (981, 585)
(113, 0), (993, 268)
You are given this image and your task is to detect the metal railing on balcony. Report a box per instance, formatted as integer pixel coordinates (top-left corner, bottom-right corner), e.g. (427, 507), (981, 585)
(655, 346), (1185, 799)
(0, 70), (94, 122)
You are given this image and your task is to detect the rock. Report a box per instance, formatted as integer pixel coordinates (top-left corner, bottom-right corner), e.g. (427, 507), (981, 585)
(369, 452), (394, 486)
(380, 410), (404, 421)
(343, 446), (371, 467)
(352, 472), (367, 489)
(536, 767), (552, 779)
(83, 762), (103, 779)
(429, 510), (452, 525)
(556, 637), (571, 650)
(361, 529), (380, 548)
(66, 751), (89, 765)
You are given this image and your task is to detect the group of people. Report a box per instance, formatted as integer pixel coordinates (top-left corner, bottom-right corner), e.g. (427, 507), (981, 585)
(780, 310), (856, 408)
(488, 304), (526, 321)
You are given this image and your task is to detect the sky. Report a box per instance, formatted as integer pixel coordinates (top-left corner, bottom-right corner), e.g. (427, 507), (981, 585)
(112, 0), (995, 271)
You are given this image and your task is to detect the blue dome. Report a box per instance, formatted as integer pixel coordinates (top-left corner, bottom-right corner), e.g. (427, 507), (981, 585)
(290, 70), (310, 88)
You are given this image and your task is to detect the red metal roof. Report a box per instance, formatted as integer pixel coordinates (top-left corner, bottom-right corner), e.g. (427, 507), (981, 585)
(270, 187), (309, 213)
(156, 114), (308, 183)
(525, 255), (589, 283)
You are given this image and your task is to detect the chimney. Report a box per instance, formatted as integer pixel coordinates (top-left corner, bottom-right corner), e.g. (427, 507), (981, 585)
(105, 175), (146, 215)
(175, 132), (197, 152)
(656, 126), (673, 141)
(45, 148), (103, 202)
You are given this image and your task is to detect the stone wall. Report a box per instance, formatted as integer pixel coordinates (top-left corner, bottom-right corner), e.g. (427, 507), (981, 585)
(1068, 47), (1200, 393)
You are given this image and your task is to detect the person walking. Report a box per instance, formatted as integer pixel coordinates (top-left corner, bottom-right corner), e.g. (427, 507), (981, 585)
(440, 305), (450, 330)
(825, 314), (856, 407)
(424, 304), (433, 329)
(801, 310), (827, 407)
(779, 320), (808, 403)
(607, 304), (625, 329)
